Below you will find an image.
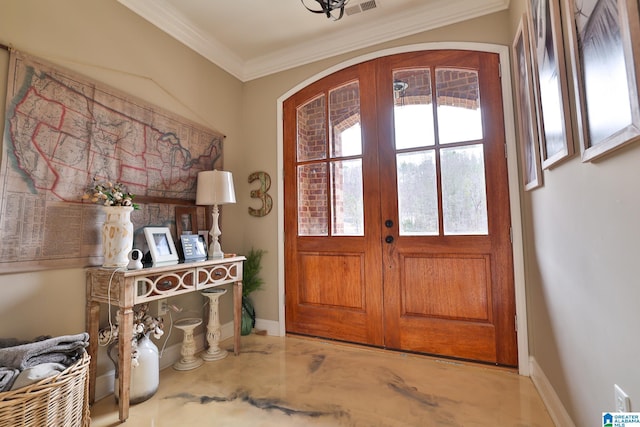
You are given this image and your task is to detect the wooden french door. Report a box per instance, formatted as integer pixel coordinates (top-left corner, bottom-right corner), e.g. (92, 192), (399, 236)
(284, 50), (517, 366)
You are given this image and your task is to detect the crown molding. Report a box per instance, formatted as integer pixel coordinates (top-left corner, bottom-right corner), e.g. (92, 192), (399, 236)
(244, 0), (510, 81)
(118, 0), (509, 82)
(117, 0), (245, 78)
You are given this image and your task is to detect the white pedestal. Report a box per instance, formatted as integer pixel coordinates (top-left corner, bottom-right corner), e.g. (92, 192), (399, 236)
(201, 289), (228, 361)
(173, 318), (204, 371)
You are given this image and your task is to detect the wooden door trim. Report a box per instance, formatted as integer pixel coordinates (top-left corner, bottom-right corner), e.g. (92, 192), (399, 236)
(276, 42), (530, 375)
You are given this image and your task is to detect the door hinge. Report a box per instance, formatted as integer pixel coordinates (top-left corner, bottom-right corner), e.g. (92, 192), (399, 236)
(504, 142), (508, 158)
(509, 226), (513, 243)
(498, 63), (502, 78)
(515, 315), (518, 332)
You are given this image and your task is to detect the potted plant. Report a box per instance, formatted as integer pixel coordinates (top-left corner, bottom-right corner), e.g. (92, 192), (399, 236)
(241, 248), (265, 335)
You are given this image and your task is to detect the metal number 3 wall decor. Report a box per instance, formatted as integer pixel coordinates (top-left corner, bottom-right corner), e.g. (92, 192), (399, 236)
(248, 171), (273, 217)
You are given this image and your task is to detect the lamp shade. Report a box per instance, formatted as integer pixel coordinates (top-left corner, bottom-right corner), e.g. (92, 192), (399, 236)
(196, 170), (236, 205)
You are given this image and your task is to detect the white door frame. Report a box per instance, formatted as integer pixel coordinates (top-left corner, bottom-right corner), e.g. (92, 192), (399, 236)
(275, 42), (530, 376)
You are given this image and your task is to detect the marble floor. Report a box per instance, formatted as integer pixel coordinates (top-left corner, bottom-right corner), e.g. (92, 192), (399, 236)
(90, 335), (554, 426)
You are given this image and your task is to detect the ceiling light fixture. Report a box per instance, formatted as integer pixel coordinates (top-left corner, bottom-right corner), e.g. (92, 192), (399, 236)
(301, 0), (349, 20)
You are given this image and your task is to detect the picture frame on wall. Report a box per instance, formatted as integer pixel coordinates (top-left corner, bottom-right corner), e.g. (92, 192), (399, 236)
(563, 0), (640, 161)
(527, 0), (575, 168)
(512, 14), (544, 190)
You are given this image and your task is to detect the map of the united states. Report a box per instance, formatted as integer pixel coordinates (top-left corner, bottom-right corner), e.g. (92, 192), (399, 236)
(0, 51), (224, 269)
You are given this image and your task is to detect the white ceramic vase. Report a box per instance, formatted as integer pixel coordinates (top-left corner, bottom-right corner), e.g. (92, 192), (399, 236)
(101, 206), (134, 268)
(109, 333), (160, 404)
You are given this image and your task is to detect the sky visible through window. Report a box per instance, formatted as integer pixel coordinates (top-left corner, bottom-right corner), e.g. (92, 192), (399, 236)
(335, 104), (487, 236)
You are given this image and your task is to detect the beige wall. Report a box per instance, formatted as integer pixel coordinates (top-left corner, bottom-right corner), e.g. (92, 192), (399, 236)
(508, 1), (640, 426)
(0, 0), (245, 372)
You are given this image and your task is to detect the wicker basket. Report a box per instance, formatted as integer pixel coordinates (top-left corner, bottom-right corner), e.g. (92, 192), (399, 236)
(0, 351), (90, 427)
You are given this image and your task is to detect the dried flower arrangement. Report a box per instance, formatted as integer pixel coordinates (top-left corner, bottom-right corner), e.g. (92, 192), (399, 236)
(82, 177), (139, 209)
(98, 303), (163, 366)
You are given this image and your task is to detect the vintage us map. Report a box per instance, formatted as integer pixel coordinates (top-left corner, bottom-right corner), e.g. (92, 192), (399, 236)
(0, 51), (224, 271)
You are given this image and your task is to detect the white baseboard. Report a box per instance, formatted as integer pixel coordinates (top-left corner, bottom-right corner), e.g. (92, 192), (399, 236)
(254, 318), (282, 336)
(94, 370), (116, 402)
(529, 356), (576, 427)
(94, 319), (279, 401)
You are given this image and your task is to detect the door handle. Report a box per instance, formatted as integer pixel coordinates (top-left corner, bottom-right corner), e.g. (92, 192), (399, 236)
(385, 219), (394, 228)
(385, 235), (394, 244)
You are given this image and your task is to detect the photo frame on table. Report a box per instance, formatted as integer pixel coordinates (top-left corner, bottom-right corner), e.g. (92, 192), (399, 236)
(198, 230), (209, 254)
(512, 14), (544, 190)
(563, 0), (640, 161)
(175, 206), (198, 238)
(527, 0), (575, 168)
(144, 227), (179, 264)
(180, 234), (208, 261)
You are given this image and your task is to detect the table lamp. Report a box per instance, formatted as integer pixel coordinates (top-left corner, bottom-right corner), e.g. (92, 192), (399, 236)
(195, 170), (236, 259)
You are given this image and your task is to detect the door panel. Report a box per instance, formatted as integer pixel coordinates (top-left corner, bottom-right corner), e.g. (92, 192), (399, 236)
(285, 50), (517, 366)
(298, 252), (364, 309)
(379, 51), (516, 365)
(284, 61), (385, 347)
(402, 254), (491, 321)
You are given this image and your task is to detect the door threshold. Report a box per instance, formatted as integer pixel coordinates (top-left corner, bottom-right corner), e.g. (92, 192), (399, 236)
(285, 332), (518, 373)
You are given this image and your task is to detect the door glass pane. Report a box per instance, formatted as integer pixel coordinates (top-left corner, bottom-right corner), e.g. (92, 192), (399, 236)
(441, 144), (488, 235)
(330, 81), (362, 157)
(397, 150), (438, 235)
(393, 69), (435, 149)
(331, 160), (364, 236)
(298, 163), (328, 236)
(436, 68), (483, 144)
(297, 94), (327, 161)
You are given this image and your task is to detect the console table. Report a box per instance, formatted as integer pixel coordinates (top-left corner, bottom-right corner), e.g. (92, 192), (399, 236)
(85, 256), (245, 422)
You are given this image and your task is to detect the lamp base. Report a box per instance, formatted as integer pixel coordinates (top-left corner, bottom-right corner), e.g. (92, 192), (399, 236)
(208, 204), (224, 259)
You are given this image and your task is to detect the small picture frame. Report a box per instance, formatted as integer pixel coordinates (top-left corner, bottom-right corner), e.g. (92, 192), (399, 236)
(197, 231), (209, 255)
(175, 206), (198, 238)
(180, 234), (207, 261)
(144, 227), (179, 264)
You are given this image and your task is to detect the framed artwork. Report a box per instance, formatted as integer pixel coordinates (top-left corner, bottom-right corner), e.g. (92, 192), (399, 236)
(143, 227), (179, 264)
(563, 0), (640, 161)
(512, 14), (544, 190)
(175, 206), (198, 238)
(527, 0), (575, 168)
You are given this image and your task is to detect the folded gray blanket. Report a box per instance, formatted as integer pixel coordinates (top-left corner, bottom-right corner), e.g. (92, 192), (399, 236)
(10, 362), (67, 391)
(0, 336), (49, 349)
(0, 333), (89, 371)
(0, 366), (19, 392)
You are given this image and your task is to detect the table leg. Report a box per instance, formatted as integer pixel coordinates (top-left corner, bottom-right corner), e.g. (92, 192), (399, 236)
(85, 299), (100, 404)
(117, 306), (133, 422)
(233, 281), (242, 356)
